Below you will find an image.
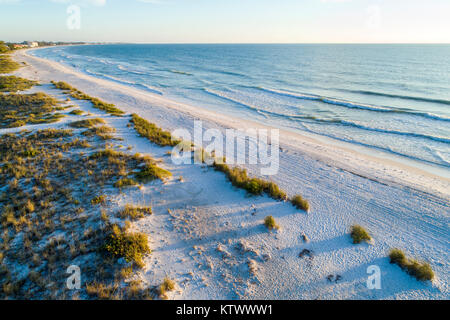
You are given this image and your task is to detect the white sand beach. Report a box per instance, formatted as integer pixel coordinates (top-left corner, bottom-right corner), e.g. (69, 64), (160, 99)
(4, 48), (449, 300)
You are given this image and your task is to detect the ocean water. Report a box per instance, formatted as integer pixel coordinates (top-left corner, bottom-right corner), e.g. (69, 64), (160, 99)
(32, 44), (450, 174)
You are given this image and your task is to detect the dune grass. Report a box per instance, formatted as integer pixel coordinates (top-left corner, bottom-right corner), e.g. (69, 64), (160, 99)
(0, 44), (9, 54)
(91, 195), (107, 205)
(264, 216), (279, 230)
(290, 195), (310, 212)
(114, 177), (138, 188)
(350, 225), (371, 244)
(212, 160), (288, 200)
(0, 76), (38, 92)
(89, 148), (172, 183)
(135, 163), (172, 182)
(389, 249), (434, 281)
(51, 81), (124, 116)
(159, 278), (175, 299)
(118, 205), (152, 220)
(69, 109), (84, 115)
(130, 113), (181, 147)
(0, 125), (164, 299)
(0, 55), (21, 74)
(69, 118), (105, 128)
(82, 125), (116, 140)
(0, 92), (63, 128)
(103, 225), (150, 268)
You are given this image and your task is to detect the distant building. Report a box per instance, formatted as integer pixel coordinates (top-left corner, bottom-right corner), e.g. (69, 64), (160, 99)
(26, 41), (39, 48)
(13, 44), (28, 49)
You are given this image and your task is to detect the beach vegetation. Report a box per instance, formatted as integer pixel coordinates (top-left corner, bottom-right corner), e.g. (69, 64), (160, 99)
(264, 215), (279, 230)
(69, 109), (84, 115)
(114, 177), (137, 188)
(91, 195), (107, 205)
(389, 249), (434, 281)
(266, 182), (287, 200)
(350, 225), (371, 244)
(212, 160), (287, 200)
(103, 224), (150, 268)
(0, 92), (62, 128)
(130, 113), (181, 147)
(85, 282), (119, 300)
(51, 81), (124, 116)
(0, 55), (21, 73)
(118, 205), (152, 220)
(88, 148), (171, 184)
(69, 118), (105, 128)
(0, 126), (162, 299)
(82, 125), (116, 140)
(0, 44), (9, 54)
(0, 76), (38, 92)
(89, 148), (122, 159)
(135, 163), (172, 182)
(290, 195), (310, 212)
(158, 278), (175, 299)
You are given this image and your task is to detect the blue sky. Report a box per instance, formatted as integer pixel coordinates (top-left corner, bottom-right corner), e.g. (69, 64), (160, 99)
(1, 0), (449, 43)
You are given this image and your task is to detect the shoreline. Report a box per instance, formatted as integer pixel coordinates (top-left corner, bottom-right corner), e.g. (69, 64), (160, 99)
(26, 45), (450, 180)
(3, 48), (449, 300)
(16, 48), (450, 199)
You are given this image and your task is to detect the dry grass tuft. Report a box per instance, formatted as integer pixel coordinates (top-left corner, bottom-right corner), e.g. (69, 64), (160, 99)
(389, 249), (434, 281)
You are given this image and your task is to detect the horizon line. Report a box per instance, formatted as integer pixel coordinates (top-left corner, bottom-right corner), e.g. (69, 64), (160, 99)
(12, 41), (450, 45)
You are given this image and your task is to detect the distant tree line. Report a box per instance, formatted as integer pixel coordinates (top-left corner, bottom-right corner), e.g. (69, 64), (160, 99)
(0, 41), (10, 53)
(0, 40), (88, 53)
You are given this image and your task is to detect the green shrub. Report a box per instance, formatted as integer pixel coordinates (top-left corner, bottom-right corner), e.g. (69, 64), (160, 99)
(51, 81), (74, 91)
(82, 125), (115, 140)
(264, 216), (279, 230)
(0, 45), (9, 54)
(135, 163), (172, 182)
(350, 225), (371, 244)
(389, 248), (434, 281)
(21, 147), (40, 158)
(130, 113), (180, 147)
(114, 178), (137, 188)
(103, 225), (150, 267)
(0, 55), (21, 73)
(90, 148), (122, 159)
(291, 195), (310, 212)
(0, 92), (61, 128)
(69, 109), (84, 115)
(389, 248), (406, 265)
(69, 118), (105, 128)
(118, 205), (152, 220)
(51, 81), (124, 115)
(85, 282), (118, 300)
(159, 278), (175, 299)
(246, 178), (265, 195)
(91, 195), (107, 205)
(406, 261), (434, 281)
(212, 160), (287, 201)
(266, 182), (287, 200)
(0, 76), (38, 92)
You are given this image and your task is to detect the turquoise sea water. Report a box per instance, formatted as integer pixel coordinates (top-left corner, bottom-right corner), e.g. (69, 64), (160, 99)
(32, 44), (450, 174)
